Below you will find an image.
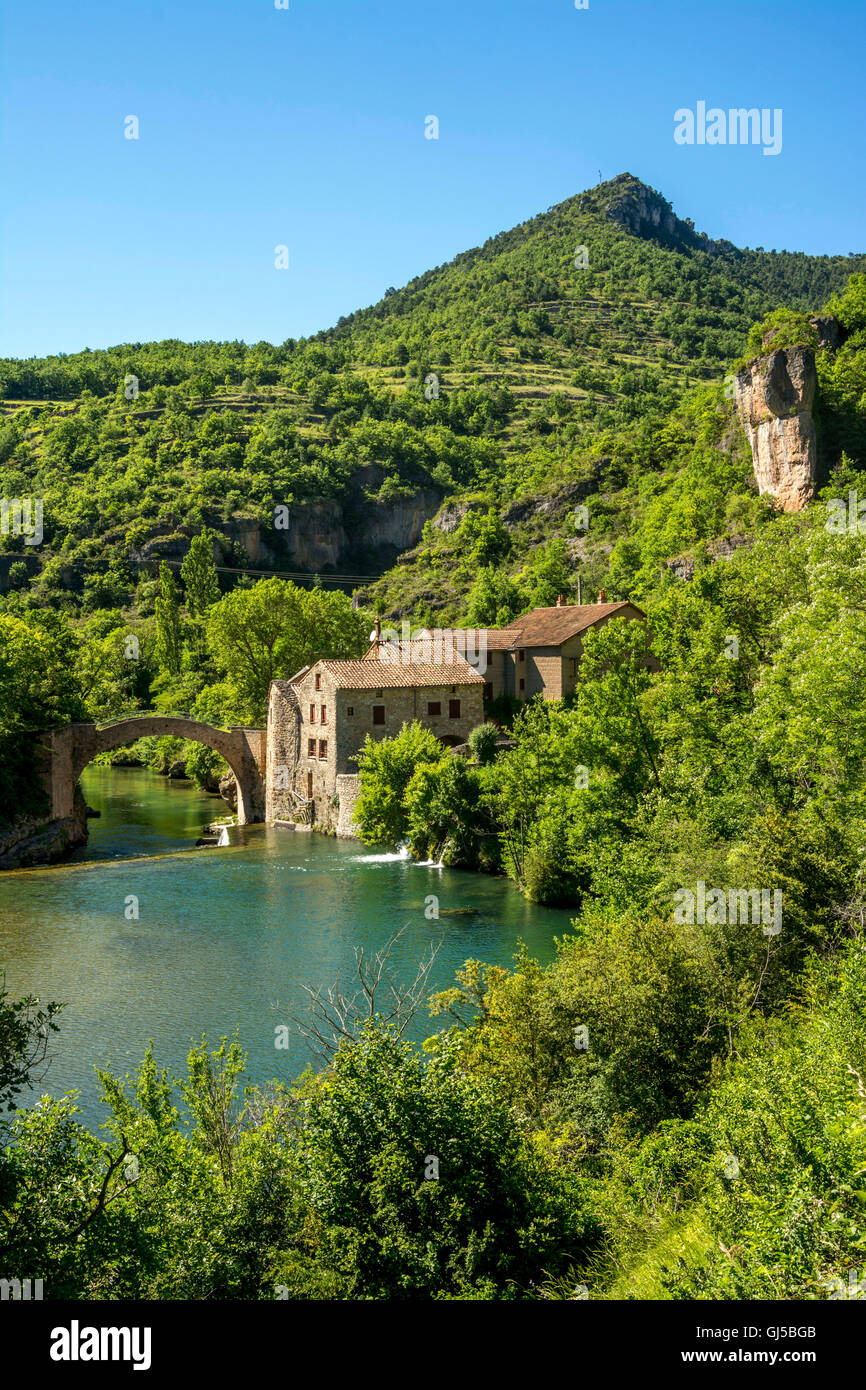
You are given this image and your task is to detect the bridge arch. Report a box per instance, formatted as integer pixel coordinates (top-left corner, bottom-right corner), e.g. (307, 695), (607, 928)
(47, 717), (267, 826)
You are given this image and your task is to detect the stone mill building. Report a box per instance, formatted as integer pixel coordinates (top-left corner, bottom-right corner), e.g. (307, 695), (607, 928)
(264, 599), (648, 839)
(266, 655), (485, 837)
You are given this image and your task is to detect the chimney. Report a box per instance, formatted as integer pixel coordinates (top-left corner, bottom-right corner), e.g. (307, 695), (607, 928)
(598, 588), (606, 602)
(374, 617), (381, 642)
(556, 594), (564, 607)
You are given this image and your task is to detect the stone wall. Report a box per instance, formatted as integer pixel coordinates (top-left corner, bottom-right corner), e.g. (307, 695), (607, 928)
(292, 668), (340, 829)
(266, 681), (302, 822)
(332, 680), (484, 772)
(482, 649), (509, 700)
(525, 647), (562, 700)
(336, 774), (362, 839)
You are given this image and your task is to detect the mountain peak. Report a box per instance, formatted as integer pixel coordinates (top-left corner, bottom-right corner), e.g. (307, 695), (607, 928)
(573, 173), (738, 256)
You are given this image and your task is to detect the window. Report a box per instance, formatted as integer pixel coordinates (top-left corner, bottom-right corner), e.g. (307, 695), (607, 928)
(307, 738), (316, 757)
(321, 704), (327, 724)
(449, 699), (461, 719)
(483, 683), (493, 701)
(314, 673), (322, 691)
(427, 701), (441, 716)
(450, 685), (456, 694)
(569, 658), (578, 677)
(309, 703), (316, 722)
(375, 688), (383, 698)
(518, 649), (525, 662)
(519, 678), (525, 692)
(347, 706), (354, 716)
(373, 706), (385, 725)
(318, 739), (328, 759)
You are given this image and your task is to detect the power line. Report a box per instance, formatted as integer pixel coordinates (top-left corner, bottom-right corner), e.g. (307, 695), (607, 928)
(1, 553), (382, 586)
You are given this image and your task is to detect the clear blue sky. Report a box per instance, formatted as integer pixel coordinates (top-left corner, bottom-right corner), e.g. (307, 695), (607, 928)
(1, 0), (863, 358)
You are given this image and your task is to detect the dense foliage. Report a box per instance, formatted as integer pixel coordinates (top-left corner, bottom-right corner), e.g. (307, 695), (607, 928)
(0, 564), (369, 817)
(1, 177), (865, 1300)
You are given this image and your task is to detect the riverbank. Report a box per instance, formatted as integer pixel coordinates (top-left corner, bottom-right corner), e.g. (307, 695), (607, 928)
(0, 786), (88, 869)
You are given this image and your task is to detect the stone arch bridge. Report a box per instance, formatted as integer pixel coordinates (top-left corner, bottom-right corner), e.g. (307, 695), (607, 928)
(46, 717), (267, 825)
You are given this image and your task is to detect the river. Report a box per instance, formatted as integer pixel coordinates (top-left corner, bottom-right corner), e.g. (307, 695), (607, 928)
(0, 766), (575, 1128)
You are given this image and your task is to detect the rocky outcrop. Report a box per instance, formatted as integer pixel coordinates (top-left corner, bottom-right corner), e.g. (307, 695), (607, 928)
(430, 499), (486, 535)
(500, 474), (606, 530)
(0, 553), (42, 593)
(734, 347), (817, 512)
(131, 464), (443, 576)
(810, 315), (844, 352)
(665, 533), (754, 582)
(605, 182), (677, 239)
(585, 175), (739, 257)
(218, 773), (238, 811)
(0, 786), (88, 869)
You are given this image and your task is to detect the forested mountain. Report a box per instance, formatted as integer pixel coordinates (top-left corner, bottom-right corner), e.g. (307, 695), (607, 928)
(3, 176), (866, 1305)
(1, 173), (864, 626)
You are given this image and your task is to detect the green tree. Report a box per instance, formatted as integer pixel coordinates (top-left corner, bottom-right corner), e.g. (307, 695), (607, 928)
(460, 507), (511, 567)
(154, 563), (183, 677)
(181, 531), (220, 619)
(354, 721), (446, 846)
(0, 976), (62, 1114)
(467, 566), (525, 627)
(404, 756), (497, 868)
(205, 578), (368, 722)
(467, 722), (500, 765)
(274, 1024), (594, 1298)
(519, 538), (576, 609)
(0, 612), (85, 730)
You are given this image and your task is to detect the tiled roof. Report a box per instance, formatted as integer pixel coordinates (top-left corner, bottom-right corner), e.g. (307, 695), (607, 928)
(361, 607), (639, 656)
(365, 630), (517, 660)
(499, 602), (641, 646)
(291, 659), (484, 689)
(476, 629), (525, 651)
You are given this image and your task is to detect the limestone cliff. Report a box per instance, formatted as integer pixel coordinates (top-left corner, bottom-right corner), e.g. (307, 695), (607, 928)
(734, 346), (818, 512)
(134, 463), (443, 576)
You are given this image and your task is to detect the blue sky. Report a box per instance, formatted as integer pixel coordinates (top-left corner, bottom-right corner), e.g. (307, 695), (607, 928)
(1, 0), (863, 358)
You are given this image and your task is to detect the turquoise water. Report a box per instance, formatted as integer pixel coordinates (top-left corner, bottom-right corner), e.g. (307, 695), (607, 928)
(0, 766), (575, 1128)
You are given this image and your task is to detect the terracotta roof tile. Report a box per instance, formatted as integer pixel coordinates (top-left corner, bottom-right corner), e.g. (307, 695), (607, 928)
(499, 602), (642, 646)
(476, 628), (525, 650)
(361, 608), (640, 656)
(364, 629), (518, 661)
(291, 659), (484, 689)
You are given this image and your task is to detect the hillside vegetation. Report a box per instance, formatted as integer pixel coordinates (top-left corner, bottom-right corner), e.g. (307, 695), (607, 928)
(2, 177), (866, 1302)
(1, 173), (864, 622)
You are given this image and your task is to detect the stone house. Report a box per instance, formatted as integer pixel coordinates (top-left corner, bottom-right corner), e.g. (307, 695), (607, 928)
(266, 658), (484, 836)
(494, 599), (651, 701)
(366, 599), (650, 704)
